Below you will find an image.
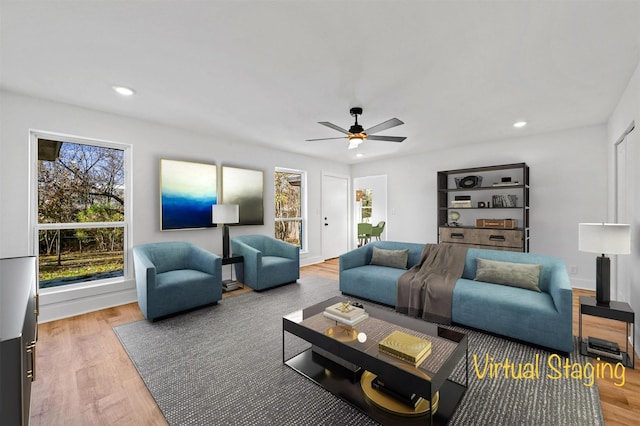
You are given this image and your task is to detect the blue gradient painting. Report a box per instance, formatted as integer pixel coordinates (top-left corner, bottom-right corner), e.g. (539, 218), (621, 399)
(161, 159), (217, 230)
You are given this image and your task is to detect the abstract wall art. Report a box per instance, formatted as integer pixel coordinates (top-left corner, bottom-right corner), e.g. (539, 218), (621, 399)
(221, 166), (264, 225)
(160, 159), (217, 230)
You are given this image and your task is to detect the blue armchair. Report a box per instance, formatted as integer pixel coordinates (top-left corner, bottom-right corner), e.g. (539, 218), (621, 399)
(132, 241), (222, 321)
(231, 235), (300, 291)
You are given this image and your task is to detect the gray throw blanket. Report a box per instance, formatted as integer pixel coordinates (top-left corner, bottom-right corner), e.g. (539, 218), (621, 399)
(396, 244), (468, 324)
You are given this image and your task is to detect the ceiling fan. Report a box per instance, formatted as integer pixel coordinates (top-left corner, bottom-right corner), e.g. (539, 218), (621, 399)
(306, 107), (406, 149)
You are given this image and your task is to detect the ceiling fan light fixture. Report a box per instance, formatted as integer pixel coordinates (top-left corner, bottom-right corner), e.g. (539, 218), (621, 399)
(348, 133), (366, 149)
(306, 107), (405, 149)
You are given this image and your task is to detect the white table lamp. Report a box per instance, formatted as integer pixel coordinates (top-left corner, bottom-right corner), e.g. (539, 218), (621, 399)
(212, 204), (239, 258)
(578, 223), (631, 306)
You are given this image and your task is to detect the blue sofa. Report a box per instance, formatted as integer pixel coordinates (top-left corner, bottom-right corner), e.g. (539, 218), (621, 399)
(231, 235), (300, 291)
(339, 241), (573, 353)
(133, 241), (222, 321)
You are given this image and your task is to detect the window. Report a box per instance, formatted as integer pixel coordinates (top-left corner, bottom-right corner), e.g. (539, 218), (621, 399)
(274, 168), (306, 250)
(357, 189), (373, 223)
(32, 133), (130, 289)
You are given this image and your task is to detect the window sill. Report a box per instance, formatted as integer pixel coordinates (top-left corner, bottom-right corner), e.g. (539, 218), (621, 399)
(40, 276), (133, 300)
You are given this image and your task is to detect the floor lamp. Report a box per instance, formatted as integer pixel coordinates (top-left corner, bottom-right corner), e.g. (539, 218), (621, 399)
(578, 223), (631, 306)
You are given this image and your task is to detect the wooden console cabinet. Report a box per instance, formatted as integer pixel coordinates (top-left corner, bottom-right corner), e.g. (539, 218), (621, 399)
(437, 163), (529, 252)
(0, 256), (39, 426)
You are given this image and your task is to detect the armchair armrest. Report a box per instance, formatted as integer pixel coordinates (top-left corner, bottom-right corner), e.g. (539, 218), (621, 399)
(188, 246), (222, 279)
(339, 244), (371, 272)
(133, 248), (157, 289)
(132, 248), (157, 317)
(231, 238), (262, 286)
(546, 262), (573, 315)
(265, 238), (300, 261)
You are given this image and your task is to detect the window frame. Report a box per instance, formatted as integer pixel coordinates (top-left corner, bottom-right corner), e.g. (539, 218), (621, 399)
(274, 167), (307, 253)
(29, 130), (133, 293)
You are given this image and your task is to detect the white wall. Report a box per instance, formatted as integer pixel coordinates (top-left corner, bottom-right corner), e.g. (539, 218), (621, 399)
(0, 91), (349, 321)
(351, 125), (609, 290)
(608, 59), (640, 358)
(0, 89), (619, 322)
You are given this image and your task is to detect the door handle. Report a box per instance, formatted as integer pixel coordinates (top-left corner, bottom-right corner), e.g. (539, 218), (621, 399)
(26, 341), (36, 381)
(324, 223), (329, 226)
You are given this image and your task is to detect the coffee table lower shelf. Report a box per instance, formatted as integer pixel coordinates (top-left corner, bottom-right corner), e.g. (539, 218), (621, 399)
(285, 348), (466, 426)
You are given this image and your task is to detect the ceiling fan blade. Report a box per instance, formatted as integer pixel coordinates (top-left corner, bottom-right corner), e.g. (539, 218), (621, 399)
(364, 118), (404, 135)
(318, 121), (351, 135)
(367, 135), (406, 143)
(305, 136), (348, 142)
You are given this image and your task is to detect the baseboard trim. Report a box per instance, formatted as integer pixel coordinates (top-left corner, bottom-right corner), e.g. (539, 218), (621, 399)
(301, 255), (324, 267)
(39, 282), (137, 323)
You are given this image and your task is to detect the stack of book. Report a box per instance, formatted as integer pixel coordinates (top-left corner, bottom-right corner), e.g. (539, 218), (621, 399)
(586, 336), (623, 360)
(451, 195), (472, 208)
(323, 301), (369, 326)
(451, 200), (472, 208)
(492, 181), (520, 187)
(491, 194), (518, 208)
(378, 330), (432, 366)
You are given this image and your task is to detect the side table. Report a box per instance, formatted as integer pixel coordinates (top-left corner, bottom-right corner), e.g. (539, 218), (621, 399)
(579, 295), (635, 368)
(221, 255), (243, 292)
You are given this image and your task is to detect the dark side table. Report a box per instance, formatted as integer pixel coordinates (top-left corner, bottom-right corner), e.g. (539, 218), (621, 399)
(221, 255), (243, 292)
(579, 296), (635, 368)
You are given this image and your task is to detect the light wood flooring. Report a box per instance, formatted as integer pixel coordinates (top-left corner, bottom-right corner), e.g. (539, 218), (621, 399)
(30, 259), (639, 425)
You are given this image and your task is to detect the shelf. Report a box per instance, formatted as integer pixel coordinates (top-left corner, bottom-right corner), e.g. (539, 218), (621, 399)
(437, 162), (530, 253)
(440, 162), (527, 175)
(441, 207), (523, 210)
(440, 225), (525, 231)
(440, 184), (527, 192)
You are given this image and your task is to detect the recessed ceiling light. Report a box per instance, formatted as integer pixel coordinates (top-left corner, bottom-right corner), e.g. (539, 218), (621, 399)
(112, 86), (135, 96)
(356, 153), (364, 158)
(513, 121), (527, 128)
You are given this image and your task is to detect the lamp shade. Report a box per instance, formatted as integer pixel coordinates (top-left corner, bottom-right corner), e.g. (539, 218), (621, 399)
(211, 204), (239, 224)
(578, 223), (631, 255)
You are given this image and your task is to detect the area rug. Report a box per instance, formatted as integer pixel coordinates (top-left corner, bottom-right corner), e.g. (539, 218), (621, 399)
(114, 276), (604, 425)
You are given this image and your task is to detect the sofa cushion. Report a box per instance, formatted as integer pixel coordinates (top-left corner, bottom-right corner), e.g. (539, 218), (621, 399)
(474, 258), (542, 292)
(370, 247), (409, 269)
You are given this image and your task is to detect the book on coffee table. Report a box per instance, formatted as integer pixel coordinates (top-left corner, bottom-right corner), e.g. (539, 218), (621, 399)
(324, 301), (364, 319)
(379, 330), (432, 366)
(323, 302), (369, 326)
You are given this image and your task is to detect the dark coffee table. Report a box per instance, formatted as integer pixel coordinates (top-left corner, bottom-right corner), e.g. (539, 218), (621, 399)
(282, 296), (468, 426)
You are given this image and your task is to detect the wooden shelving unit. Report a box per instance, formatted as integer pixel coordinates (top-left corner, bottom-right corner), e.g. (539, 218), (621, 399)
(437, 163), (530, 252)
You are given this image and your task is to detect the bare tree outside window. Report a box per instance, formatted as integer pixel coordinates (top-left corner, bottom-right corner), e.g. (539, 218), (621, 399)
(37, 139), (126, 288)
(274, 169), (304, 247)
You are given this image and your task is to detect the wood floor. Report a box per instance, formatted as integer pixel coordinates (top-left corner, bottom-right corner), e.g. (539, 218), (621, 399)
(30, 259), (639, 425)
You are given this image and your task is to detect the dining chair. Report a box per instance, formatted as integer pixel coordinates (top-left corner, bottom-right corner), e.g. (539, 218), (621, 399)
(357, 223), (373, 246)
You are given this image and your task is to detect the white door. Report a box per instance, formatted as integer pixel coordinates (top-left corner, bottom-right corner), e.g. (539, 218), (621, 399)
(322, 173), (349, 260)
(615, 123), (638, 304)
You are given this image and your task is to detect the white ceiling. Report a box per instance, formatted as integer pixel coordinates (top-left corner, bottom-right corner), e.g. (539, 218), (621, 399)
(2, 1), (640, 164)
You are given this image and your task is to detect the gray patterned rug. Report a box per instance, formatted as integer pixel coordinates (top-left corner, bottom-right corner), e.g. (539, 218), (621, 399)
(114, 276), (604, 425)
